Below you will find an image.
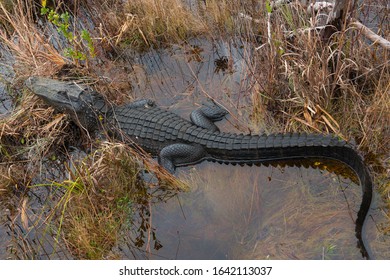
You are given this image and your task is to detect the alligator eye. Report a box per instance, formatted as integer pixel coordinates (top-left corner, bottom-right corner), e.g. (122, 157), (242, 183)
(58, 91), (69, 98)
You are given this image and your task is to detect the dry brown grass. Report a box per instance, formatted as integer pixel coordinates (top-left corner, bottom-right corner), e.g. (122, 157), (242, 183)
(245, 2), (389, 154)
(50, 142), (143, 259)
(46, 141), (185, 259)
(0, 87), (73, 258)
(0, 0), (66, 78)
(0, 92), (70, 175)
(94, 0), (206, 49)
(0, 91), (183, 259)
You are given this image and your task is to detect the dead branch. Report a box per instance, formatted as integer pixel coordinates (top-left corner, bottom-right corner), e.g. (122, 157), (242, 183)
(350, 20), (390, 50)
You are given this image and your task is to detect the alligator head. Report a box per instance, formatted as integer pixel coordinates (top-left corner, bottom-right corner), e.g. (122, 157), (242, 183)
(25, 77), (108, 132)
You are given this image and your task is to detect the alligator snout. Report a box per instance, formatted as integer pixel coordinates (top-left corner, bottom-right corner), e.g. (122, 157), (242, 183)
(25, 76), (37, 89)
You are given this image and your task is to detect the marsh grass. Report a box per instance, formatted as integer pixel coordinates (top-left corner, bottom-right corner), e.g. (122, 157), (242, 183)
(53, 142), (185, 259)
(37, 143), (144, 259)
(107, 0), (206, 49)
(0, 91), (70, 171)
(0, 0), (66, 76)
(0, 90), (73, 259)
(246, 2), (389, 154)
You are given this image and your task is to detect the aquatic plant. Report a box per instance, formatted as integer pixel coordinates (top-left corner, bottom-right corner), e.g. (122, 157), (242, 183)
(40, 0), (96, 61)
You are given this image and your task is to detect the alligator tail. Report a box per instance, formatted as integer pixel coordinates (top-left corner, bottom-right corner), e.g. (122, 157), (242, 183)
(204, 132), (373, 259)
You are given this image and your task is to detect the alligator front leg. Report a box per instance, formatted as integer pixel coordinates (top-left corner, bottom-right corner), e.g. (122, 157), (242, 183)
(190, 99), (228, 132)
(158, 144), (206, 173)
(129, 99), (156, 108)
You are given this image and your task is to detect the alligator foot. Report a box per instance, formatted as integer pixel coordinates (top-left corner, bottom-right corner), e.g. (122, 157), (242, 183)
(190, 99), (228, 132)
(158, 143), (206, 173)
(129, 99), (156, 108)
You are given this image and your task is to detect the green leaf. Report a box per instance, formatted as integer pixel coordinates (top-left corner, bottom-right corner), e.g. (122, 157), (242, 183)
(81, 30), (90, 41)
(265, 0), (272, 14)
(40, 7), (49, 15)
(60, 12), (70, 23)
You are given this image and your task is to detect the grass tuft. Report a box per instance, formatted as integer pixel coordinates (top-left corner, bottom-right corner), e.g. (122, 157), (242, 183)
(115, 0), (206, 49)
(0, 0), (66, 77)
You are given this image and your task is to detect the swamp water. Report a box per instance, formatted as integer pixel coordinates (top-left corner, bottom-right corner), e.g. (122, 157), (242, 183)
(0, 38), (388, 259)
(0, 46), (14, 115)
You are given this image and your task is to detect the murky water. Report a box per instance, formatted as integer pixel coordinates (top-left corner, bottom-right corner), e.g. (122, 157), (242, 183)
(148, 163), (366, 259)
(0, 46), (14, 115)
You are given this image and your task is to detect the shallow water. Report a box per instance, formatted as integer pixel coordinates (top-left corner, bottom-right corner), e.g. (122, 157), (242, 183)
(147, 163), (368, 259)
(0, 46), (14, 115)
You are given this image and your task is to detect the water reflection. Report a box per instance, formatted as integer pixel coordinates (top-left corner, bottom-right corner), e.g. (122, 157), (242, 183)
(129, 38), (254, 115)
(133, 161), (367, 259)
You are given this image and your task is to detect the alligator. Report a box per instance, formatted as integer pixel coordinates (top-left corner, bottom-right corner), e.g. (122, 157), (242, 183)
(25, 76), (373, 259)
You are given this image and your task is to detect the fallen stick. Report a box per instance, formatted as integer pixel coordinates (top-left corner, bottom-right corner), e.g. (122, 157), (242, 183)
(240, 3), (390, 50)
(349, 20), (390, 50)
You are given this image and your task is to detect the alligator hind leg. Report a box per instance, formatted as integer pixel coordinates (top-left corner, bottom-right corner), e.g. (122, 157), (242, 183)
(190, 99), (228, 132)
(159, 144), (206, 173)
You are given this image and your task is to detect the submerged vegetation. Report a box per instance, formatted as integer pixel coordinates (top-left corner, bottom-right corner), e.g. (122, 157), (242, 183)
(0, 0), (389, 259)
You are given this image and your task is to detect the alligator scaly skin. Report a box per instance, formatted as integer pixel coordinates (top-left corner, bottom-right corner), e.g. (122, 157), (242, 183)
(111, 102), (365, 169)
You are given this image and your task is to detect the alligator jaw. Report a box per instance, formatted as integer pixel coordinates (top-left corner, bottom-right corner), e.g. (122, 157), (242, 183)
(25, 76), (87, 113)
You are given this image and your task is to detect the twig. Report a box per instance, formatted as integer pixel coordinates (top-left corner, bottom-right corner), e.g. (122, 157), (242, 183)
(306, 1), (334, 15)
(350, 20), (390, 50)
(238, 12), (260, 24)
(238, 11), (270, 46)
(267, 11), (272, 46)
